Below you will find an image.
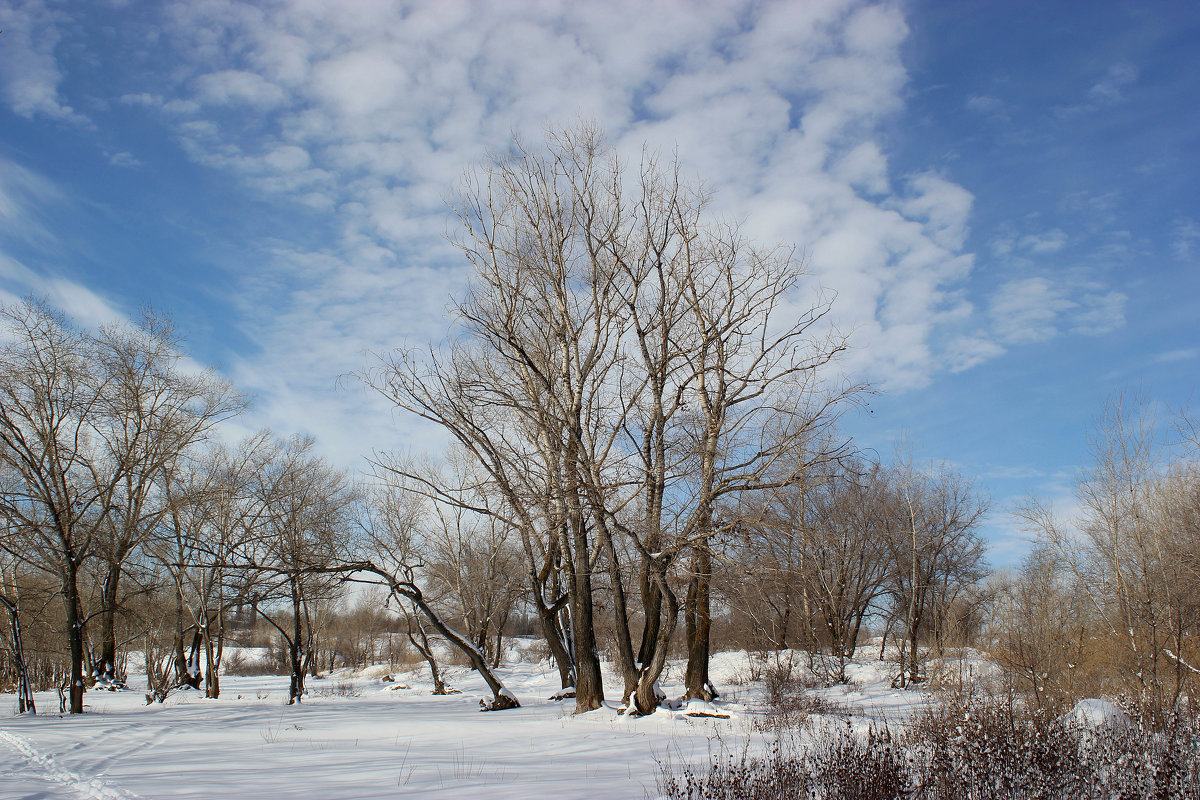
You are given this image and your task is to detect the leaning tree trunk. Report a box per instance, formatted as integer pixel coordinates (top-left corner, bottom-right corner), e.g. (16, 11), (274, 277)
(403, 588), (518, 710)
(633, 564), (678, 715)
(0, 594), (35, 714)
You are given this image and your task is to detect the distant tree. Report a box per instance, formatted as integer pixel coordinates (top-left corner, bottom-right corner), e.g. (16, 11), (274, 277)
(885, 459), (988, 687)
(357, 471), (520, 710)
(0, 546), (35, 713)
(1018, 393), (1200, 710)
(153, 434), (265, 698)
(990, 545), (1094, 708)
(419, 453), (524, 668)
(239, 434), (355, 704)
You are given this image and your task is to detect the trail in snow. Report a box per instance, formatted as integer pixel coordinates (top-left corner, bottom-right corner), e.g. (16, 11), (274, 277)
(0, 730), (142, 800)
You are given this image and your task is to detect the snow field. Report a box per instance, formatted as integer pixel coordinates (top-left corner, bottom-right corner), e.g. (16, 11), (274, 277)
(0, 651), (933, 800)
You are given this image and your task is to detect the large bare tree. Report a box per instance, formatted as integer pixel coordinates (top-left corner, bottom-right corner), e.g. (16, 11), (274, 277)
(367, 122), (858, 714)
(90, 314), (242, 685)
(0, 301), (121, 713)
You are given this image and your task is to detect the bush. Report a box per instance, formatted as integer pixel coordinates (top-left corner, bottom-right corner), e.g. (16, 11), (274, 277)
(753, 656), (849, 733)
(660, 692), (1200, 799)
(907, 691), (1200, 799)
(659, 729), (908, 800)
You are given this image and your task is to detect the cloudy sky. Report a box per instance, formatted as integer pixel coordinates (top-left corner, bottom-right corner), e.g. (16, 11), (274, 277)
(1, 0), (1196, 564)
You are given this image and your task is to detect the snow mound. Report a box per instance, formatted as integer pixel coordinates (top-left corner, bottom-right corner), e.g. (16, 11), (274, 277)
(681, 699), (731, 719)
(1060, 698), (1131, 730)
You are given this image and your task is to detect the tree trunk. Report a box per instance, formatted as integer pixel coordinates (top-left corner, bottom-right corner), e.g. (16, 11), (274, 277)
(62, 562), (85, 714)
(567, 545), (603, 712)
(633, 564), (677, 715)
(173, 583), (189, 686)
(684, 545), (717, 701)
(637, 572), (662, 666)
(288, 580), (305, 704)
(96, 561), (121, 685)
(406, 611), (447, 695)
(404, 588), (518, 710)
(908, 623), (920, 686)
(181, 629), (203, 689)
(203, 610), (220, 698)
(596, 514), (637, 701)
(532, 587), (575, 689)
(0, 594), (35, 714)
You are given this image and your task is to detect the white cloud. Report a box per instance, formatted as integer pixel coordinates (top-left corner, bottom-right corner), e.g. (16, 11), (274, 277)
(0, 0), (1132, 460)
(108, 151), (141, 168)
(966, 94), (1005, 116)
(0, 0), (88, 123)
(0, 159), (132, 330)
(0, 252), (125, 330)
(989, 277), (1125, 345)
(1055, 60), (1139, 118)
(899, 173), (974, 251)
(833, 142), (890, 195)
(1153, 348), (1198, 365)
(1087, 61), (1138, 103)
(945, 335), (1006, 373)
(137, 0), (996, 417)
(1018, 228), (1068, 253)
(1172, 218), (1200, 261)
(193, 70), (288, 109)
(1069, 289), (1125, 336)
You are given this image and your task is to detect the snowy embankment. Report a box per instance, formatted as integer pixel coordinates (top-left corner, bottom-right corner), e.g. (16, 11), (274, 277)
(0, 651), (933, 800)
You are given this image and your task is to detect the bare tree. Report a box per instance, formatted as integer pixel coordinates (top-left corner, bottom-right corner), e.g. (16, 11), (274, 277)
(89, 313), (242, 685)
(0, 301), (121, 713)
(152, 434), (265, 697)
(990, 545), (1094, 708)
(237, 434), (355, 704)
(367, 124), (628, 712)
(420, 452), (524, 668)
(756, 458), (890, 682)
(885, 460), (988, 687)
(1019, 393), (1200, 709)
(366, 122), (857, 715)
(356, 470), (520, 710)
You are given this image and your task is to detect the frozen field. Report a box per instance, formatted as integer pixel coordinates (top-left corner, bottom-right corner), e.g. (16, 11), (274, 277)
(0, 652), (932, 800)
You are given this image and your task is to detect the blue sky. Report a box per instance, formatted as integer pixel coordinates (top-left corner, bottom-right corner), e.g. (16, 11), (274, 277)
(1, 0), (1196, 566)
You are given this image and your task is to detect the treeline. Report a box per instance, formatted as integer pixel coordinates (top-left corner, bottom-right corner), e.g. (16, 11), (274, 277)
(0, 300), (521, 713)
(998, 394), (1200, 716)
(0, 124), (1194, 723)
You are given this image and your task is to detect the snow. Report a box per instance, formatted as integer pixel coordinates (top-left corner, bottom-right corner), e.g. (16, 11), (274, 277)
(680, 699), (730, 718)
(0, 651), (931, 799)
(1060, 698), (1131, 730)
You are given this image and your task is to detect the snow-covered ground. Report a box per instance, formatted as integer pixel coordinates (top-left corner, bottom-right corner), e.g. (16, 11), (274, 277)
(0, 649), (935, 800)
